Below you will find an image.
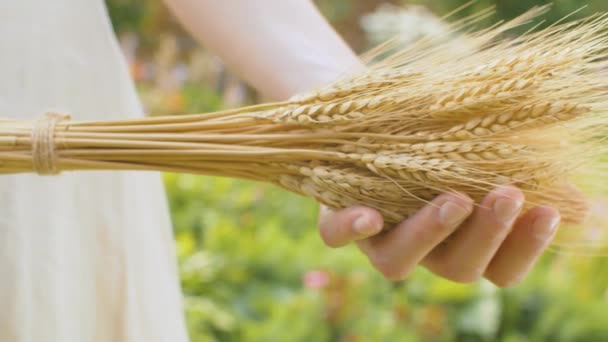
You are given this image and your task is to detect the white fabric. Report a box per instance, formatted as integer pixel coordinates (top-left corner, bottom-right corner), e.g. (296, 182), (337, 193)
(0, 1), (188, 341)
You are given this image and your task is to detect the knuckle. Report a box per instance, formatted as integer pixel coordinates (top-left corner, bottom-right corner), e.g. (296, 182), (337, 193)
(318, 227), (341, 248)
(325, 239), (343, 249)
(368, 252), (410, 281)
(488, 274), (524, 288)
(479, 222), (513, 246)
(382, 270), (408, 282)
(380, 266), (410, 281)
(317, 218), (329, 235)
(410, 223), (450, 246)
(440, 264), (484, 284)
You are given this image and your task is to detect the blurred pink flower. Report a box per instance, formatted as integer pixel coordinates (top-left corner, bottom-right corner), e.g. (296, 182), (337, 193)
(303, 270), (329, 289)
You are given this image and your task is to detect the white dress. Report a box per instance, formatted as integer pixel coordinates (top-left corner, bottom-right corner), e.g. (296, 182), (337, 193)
(0, 1), (188, 341)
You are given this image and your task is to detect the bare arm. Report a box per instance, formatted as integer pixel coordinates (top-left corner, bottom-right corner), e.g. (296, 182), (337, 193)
(164, 0), (362, 100)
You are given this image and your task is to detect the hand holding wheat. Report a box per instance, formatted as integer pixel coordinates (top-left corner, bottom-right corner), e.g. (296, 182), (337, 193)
(1, 7), (607, 266)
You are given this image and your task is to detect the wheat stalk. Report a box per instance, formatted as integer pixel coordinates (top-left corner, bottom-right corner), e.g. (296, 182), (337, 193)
(1, 8), (608, 251)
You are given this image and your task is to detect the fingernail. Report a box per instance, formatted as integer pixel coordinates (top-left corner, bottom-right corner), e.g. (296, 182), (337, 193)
(439, 201), (470, 227)
(533, 215), (560, 241)
(353, 216), (379, 235)
(493, 197), (523, 223)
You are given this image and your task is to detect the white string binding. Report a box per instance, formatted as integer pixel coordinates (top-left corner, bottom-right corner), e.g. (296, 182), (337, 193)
(31, 112), (71, 175)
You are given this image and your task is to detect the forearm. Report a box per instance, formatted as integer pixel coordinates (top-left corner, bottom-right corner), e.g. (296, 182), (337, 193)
(164, 0), (362, 100)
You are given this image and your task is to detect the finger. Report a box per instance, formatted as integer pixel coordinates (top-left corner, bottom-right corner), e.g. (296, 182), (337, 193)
(423, 186), (524, 283)
(317, 205), (383, 248)
(357, 193), (473, 281)
(484, 206), (560, 287)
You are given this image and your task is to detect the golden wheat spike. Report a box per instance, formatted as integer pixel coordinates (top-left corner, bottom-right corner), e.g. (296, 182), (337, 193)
(1, 8), (608, 249)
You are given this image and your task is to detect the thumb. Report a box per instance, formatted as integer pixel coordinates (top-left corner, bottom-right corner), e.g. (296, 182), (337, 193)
(318, 205), (384, 248)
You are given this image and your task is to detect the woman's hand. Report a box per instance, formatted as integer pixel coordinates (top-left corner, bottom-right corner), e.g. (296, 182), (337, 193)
(167, 1), (561, 286)
(318, 186), (561, 287)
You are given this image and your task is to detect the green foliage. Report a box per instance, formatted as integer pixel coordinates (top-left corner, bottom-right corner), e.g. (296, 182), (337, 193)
(106, 0), (147, 34)
(166, 170), (608, 341)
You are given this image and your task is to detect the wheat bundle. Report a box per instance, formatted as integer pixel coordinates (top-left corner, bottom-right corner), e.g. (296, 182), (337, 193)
(2, 8), (608, 251)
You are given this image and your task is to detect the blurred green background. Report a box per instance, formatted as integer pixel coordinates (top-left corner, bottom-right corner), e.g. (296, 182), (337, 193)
(107, 1), (608, 341)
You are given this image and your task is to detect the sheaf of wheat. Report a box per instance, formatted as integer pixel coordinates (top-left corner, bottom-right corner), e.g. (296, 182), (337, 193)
(2, 7), (608, 252)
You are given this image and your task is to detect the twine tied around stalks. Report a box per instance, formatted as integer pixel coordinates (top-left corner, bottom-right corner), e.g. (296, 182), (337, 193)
(31, 112), (70, 175)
